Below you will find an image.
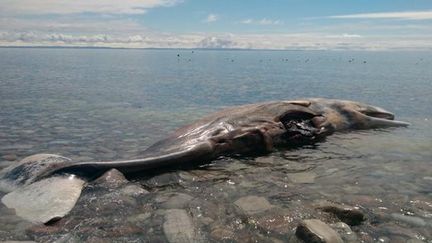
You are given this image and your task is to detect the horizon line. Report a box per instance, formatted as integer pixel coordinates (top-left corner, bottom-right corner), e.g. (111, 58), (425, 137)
(1, 45), (431, 52)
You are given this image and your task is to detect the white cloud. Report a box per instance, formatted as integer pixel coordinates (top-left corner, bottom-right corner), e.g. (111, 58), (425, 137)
(240, 19), (253, 24)
(198, 36), (239, 48)
(329, 10), (432, 20)
(240, 18), (283, 25)
(204, 14), (219, 23)
(2, 30), (431, 50)
(0, 17), (150, 35)
(0, 12), (431, 50)
(325, 33), (362, 38)
(0, 0), (182, 15)
(259, 18), (283, 25)
(0, 31), (204, 48)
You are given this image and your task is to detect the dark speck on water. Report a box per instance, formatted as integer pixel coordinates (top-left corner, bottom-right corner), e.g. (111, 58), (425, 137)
(0, 48), (431, 242)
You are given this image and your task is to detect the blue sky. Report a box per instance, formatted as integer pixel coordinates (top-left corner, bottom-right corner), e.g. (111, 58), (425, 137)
(0, 0), (431, 49)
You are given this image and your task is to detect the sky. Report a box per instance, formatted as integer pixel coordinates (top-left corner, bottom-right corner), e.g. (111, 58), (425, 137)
(1, 0), (432, 50)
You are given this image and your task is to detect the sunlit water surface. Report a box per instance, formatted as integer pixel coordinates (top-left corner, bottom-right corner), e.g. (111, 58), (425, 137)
(0, 48), (431, 242)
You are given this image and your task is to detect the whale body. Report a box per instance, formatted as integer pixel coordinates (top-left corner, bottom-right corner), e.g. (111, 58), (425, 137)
(0, 98), (409, 223)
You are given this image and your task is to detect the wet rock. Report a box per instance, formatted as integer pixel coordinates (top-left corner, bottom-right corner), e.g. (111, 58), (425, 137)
(287, 172), (316, 184)
(179, 170), (229, 183)
(51, 233), (80, 243)
(0, 218), (33, 241)
(94, 169), (128, 188)
(295, 219), (343, 243)
(1, 241), (36, 243)
(120, 184), (148, 197)
(287, 234), (304, 243)
(86, 236), (109, 243)
(210, 225), (235, 241)
(253, 209), (296, 235)
(342, 185), (362, 194)
(128, 213), (151, 224)
(198, 216), (214, 226)
(143, 172), (182, 188)
(377, 236), (391, 242)
(163, 209), (202, 243)
(345, 195), (383, 208)
(26, 219), (67, 235)
(2, 154), (17, 161)
(234, 196), (274, 215)
(407, 239), (426, 243)
(234, 229), (275, 243)
(2, 176), (85, 224)
(189, 199), (225, 222)
(314, 200), (366, 225)
(391, 213), (426, 227)
(330, 222), (359, 243)
(410, 197), (432, 211)
(105, 224), (143, 237)
(160, 193), (194, 209)
(380, 223), (427, 240)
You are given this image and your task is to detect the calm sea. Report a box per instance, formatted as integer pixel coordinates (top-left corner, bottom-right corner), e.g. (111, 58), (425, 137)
(0, 48), (431, 241)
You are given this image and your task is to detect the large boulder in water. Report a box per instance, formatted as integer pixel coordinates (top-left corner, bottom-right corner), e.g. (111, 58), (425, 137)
(0, 154), (85, 224)
(2, 175), (85, 224)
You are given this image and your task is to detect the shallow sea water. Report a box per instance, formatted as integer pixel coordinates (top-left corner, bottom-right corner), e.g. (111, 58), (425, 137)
(0, 48), (431, 242)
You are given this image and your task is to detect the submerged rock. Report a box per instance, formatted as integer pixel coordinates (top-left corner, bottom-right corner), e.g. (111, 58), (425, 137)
(163, 209), (202, 243)
(160, 193), (194, 209)
(287, 172), (317, 184)
(295, 219), (343, 243)
(234, 196), (274, 215)
(391, 213), (427, 227)
(209, 225), (236, 241)
(253, 209), (296, 235)
(330, 222), (359, 243)
(314, 200), (366, 226)
(1, 241), (36, 243)
(94, 169), (128, 188)
(1, 175), (85, 224)
(120, 184), (148, 197)
(127, 212), (151, 223)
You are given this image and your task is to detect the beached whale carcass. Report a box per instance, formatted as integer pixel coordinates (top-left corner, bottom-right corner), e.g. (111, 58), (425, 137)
(0, 98), (409, 223)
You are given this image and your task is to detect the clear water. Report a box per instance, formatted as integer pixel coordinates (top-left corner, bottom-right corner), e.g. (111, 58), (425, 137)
(0, 48), (431, 242)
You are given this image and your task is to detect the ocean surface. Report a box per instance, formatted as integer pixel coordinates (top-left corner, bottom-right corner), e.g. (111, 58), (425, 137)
(0, 48), (431, 242)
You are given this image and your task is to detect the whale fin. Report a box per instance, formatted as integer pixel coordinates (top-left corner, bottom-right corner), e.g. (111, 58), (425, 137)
(366, 116), (410, 128)
(35, 142), (215, 180)
(286, 100), (311, 107)
(0, 154), (71, 192)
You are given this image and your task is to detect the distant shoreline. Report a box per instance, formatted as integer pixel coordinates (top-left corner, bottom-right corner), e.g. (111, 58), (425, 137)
(0, 46), (430, 52)
(0, 46), (305, 51)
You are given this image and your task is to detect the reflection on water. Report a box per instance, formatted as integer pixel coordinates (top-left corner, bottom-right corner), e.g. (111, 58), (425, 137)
(0, 48), (431, 242)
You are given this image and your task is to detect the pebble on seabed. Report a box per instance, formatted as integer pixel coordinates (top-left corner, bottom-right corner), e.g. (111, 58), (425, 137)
(234, 196), (274, 215)
(295, 219), (343, 243)
(330, 222), (359, 242)
(163, 209), (202, 243)
(160, 193), (194, 209)
(93, 168), (129, 188)
(391, 213), (427, 227)
(313, 200), (366, 226)
(287, 172), (317, 184)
